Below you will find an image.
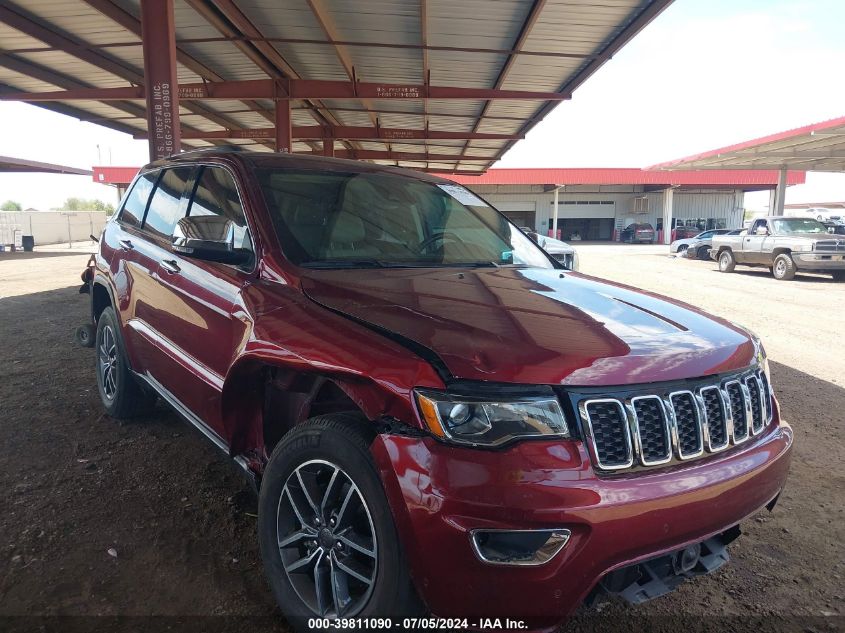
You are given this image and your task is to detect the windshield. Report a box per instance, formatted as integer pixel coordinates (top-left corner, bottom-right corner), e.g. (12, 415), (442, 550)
(771, 218), (829, 234)
(256, 170), (554, 269)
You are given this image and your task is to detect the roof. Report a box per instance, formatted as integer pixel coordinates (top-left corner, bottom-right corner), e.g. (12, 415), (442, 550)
(441, 167), (806, 188)
(93, 163), (806, 190)
(0, 154), (91, 175)
(652, 116), (845, 172)
(0, 0), (674, 173)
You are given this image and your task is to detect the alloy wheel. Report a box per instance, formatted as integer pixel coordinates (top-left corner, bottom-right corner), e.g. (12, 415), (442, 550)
(775, 259), (786, 277)
(98, 325), (118, 400)
(276, 459), (378, 617)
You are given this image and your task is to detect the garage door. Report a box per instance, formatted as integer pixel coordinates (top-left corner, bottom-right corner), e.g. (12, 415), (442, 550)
(557, 200), (616, 218)
(494, 201), (536, 230)
(551, 201), (616, 240)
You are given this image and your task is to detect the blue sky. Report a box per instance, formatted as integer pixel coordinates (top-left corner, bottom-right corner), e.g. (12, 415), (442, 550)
(1, 0), (843, 210)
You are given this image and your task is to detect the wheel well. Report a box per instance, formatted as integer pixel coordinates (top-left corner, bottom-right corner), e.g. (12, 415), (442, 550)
(717, 246), (731, 256)
(92, 283), (111, 321)
(241, 366), (363, 456)
(772, 247), (792, 258)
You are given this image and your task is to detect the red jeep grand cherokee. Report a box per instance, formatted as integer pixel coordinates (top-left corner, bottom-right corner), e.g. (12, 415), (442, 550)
(82, 149), (791, 630)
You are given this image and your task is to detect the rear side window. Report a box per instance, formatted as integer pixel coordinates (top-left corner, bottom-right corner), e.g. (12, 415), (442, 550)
(118, 172), (157, 228)
(188, 167), (252, 252)
(143, 167), (194, 240)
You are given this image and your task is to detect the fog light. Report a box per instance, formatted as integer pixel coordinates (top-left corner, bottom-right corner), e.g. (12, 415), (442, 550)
(470, 529), (571, 566)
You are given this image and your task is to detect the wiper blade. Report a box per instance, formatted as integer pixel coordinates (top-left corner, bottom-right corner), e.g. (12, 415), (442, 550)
(300, 259), (386, 269)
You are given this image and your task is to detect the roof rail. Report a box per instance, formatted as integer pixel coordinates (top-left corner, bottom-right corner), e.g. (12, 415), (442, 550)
(176, 145), (249, 156)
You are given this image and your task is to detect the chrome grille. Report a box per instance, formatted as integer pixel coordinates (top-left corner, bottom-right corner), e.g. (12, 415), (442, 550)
(814, 239), (845, 252)
(632, 396), (671, 465)
(701, 387), (729, 450)
(583, 400), (632, 470)
(670, 391), (703, 458)
(725, 381), (749, 443)
(578, 369), (771, 473)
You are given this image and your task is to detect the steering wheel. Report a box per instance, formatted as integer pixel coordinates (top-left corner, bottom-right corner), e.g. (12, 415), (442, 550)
(415, 231), (465, 254)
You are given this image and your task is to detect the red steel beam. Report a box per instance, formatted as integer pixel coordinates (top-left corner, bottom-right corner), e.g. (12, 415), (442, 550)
(135, 126), (522, 141)
(0, 79), (569, 102)
(275, 100), (292, 153)
(301, 150), (492, 162)
(140, 0), (181, 160)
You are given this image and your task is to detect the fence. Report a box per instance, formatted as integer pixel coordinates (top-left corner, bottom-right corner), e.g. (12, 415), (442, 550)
(0, 212), (109, 247)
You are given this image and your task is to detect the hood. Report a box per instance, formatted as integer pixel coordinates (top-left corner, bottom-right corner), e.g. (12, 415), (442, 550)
(537, 235), (575, 255)
(300, 267), (756, 387)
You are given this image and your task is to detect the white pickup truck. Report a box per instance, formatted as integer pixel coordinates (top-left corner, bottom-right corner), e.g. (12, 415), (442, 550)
(710, 216), (845, 281)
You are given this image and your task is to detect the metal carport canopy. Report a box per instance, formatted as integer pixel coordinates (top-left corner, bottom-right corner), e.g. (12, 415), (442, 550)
(0, 0), (674, 172)
(651, 115), (845, 217)
(0, 155), (92, 175)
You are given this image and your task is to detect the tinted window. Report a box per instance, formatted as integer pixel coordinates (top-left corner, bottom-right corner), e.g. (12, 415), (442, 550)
(118, 172), (157, 228)
(188, 167), (252, 252)
(143, 167), (194, 240)
(257, 170), (552, 269)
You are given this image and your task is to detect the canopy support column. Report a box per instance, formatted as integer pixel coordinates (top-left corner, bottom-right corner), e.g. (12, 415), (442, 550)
(140, 0), (181, 161)
(275, 100), (292, 152)
(323, 139), (334, 157)
(551, 185), (562, 238)
(662, 186), (675, 245)
(771, 168), (787, 216)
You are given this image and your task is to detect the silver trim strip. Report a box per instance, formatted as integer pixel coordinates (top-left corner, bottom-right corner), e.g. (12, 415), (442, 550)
(469, 528), (571, 567)
(725, 380), (749, 444)
(699, 386), (730, 452)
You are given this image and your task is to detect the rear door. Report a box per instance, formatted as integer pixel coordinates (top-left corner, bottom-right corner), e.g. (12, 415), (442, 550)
(144, 165), (255, 433)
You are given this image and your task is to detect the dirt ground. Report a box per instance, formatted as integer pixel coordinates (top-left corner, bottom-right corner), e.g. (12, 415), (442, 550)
(0, 245), (843, 633)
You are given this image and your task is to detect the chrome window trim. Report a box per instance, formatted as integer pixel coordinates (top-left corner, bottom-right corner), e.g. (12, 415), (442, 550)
(469, 528), (571, 567)
(580, 398), (633, 471)
(699, 386), (730, 452)
(668, 390), (704, 459)
(629, 395), (672, 466)
(724, 380), (749, 445)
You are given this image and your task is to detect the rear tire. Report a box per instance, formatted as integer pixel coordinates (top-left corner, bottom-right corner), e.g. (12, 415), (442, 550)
(95, 307), (156, 418)
(772, 254), (796, 280)
(832, 270), (845, 282)
(74, 323), (96, 348)
(718, 250), (736, 273)
(258, 413), (423, 631)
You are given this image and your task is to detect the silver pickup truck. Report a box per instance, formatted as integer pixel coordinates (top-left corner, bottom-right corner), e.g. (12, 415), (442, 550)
(711, 216), (845, 281)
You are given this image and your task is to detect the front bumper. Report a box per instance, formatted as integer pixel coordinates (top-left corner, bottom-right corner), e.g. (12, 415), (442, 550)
(371, 414), (792, 628)
(794, 252), (845, 270)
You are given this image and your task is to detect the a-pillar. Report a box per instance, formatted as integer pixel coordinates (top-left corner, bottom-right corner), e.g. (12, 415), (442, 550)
(770, 168), (787, 216)
(662, 186), (675, 245)
(275, 99), (292, 153)
(140, 0), (181, 161)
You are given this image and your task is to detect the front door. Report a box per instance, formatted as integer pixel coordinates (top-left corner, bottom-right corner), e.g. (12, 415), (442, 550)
(740, 219), (769, 264)
(145, 165), (255, 434)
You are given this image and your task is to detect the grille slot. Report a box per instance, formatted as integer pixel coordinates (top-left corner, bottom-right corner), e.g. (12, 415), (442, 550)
(700, 387), (729, 451)
(670, 391), (703, 458)
(725, 381), (749, 443)
(632, 396), (671, 465)
(745, 376), (764, 434)
(584, 400), (632, 470)
(760, 371), (773, 422)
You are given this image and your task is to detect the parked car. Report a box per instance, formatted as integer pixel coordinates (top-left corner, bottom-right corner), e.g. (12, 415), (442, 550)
(80, 150), (791, 629)
(620, 222), (655, 243)
(670, 228), (732, 255)
(672, 225), (701, 240)
(805, 207), (842, 222)
(683, 229), (743, 260)
(520, 227), (579, 270)
(711, 216), (845, 281)
(823, 220), (845, 236)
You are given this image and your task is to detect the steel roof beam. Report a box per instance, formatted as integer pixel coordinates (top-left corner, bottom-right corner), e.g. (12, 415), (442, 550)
(135, 126), (522, 141)
(0, 79), (569, 102)
(297, 150), (492, 162)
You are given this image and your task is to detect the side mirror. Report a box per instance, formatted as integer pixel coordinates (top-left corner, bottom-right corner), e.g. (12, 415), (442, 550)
(172, 216), (251, 265)
(755, 226), (769, 236)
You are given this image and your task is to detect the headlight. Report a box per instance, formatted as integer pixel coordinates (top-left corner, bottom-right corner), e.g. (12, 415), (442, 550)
(415, 389), (570, 447)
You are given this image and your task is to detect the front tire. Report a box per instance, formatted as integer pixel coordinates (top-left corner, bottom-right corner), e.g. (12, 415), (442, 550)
(718, 250), (736, 273)
(258, 414), (422, 630)
(832, 270), (845, 282)
(772, 254), (796, 280)
(95, 307), (156, 418)
(677, 244), (688, 254)
(697, 246), (710, 260)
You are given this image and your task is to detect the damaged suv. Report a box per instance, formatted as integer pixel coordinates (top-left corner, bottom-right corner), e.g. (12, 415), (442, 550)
(82, 149), (792, 630)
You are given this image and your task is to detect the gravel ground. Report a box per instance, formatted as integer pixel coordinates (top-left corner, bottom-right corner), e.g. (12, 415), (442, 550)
(0, 246), (842, 633)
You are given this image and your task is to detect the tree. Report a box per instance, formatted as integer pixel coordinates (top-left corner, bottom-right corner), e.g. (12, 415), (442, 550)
(1, 200), (22, 211)
(59, 197), (115, 214)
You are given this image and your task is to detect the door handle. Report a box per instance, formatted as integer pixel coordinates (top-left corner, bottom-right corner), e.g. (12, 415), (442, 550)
(119, 239), (134, 251)
(161, 259), (181, 274)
